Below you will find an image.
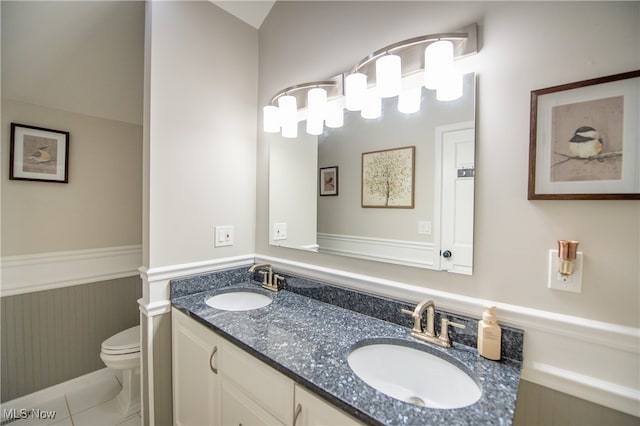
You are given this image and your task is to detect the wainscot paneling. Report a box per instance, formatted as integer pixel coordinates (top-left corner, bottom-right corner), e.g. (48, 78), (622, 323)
(514, 380), (640, 426)
(0, 276), (142, 402)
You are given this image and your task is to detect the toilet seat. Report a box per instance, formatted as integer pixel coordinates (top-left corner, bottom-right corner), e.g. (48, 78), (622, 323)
(101, 325), (140, 355)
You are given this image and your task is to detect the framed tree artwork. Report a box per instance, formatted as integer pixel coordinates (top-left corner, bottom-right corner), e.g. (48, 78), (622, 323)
(361, 146), (415, 208)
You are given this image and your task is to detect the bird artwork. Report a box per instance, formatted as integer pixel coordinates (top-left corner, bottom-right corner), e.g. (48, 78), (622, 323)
(27, 146), (52, 163)
(568, 126), (603, 159)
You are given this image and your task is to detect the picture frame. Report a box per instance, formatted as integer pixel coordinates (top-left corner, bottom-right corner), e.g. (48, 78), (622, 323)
(10, 123), (70, 183)
(319, 166), (339, 196)
(362, 146), (415, 208)
(528, 70), (640, 200)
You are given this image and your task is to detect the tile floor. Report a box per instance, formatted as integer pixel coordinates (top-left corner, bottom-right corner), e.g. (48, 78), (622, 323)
(1, 373), (140, 426)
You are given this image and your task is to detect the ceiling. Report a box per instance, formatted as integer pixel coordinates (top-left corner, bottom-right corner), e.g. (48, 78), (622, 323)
(211, 1), (276, 29)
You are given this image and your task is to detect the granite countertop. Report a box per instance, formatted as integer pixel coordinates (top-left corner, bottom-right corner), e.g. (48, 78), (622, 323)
(171, 280), (522, 426)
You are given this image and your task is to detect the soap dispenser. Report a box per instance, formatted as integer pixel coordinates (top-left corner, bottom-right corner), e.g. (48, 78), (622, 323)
(478, 306), (502, 361)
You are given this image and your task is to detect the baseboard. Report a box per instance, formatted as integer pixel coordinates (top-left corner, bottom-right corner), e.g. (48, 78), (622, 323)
(1, 245), (142, 297)
(0, 368), (118, 415)
(255, 254), (640, 417)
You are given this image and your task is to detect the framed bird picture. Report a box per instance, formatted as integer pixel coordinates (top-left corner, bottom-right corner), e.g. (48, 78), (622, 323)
(10, 123), (70, 183)
(528, 70), (640, 200)
(319, 166), (338, 196)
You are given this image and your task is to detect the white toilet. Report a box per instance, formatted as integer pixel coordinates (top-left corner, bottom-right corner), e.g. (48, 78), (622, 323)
(100, 325), (141, 418)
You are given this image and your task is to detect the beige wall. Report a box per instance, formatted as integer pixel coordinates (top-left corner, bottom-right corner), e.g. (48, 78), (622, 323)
(1, 1), (144, 256)
(257, 1), (640, 327)
(1, 100), (142, 255)
(144, 1), (258, 270)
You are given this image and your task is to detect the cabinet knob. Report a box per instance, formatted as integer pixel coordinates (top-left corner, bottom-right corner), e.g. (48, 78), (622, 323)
(442, 250), (452, 258)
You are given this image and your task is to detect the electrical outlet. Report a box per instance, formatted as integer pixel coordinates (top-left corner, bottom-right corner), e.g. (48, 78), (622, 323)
(548, 249), (583, 293)
(273, 223), (287, 241)
(215, 226), (234, 247)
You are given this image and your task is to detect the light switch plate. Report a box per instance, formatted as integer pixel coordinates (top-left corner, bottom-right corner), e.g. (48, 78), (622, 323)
(215, 226), (234, 247)
(548, 249), (583, 293)
(418, 220), (432, 235)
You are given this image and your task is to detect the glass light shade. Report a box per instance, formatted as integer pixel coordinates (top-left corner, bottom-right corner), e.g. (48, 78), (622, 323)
(345, 72), (367, 111)
(306, 117), (324, 135)
(361, 91), (381, 119)
(263, 105), (280, 133)
(325, 104), (344, 128)
(376, 54), (402, 98)
(307, 87), (327, 124)
(278, 95), (298, 138)
(397, 86), (422, 114)
(424, 40), (454, 90)
(436, 69), (463, 101)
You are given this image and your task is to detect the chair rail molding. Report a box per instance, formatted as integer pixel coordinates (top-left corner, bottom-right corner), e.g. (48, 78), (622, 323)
(1, 245), (143, 297)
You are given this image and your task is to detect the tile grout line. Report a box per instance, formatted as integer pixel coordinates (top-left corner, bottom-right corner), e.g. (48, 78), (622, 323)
(63, 394), (75, 426)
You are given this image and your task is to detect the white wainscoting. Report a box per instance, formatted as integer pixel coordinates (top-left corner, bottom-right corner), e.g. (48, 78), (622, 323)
(255, 254), (640, 417)
(317, 233), (437, 269)
(1, 245), (143, 297)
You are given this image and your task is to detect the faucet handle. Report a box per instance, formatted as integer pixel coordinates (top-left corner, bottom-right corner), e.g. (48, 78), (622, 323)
(274, 274), (285, 289)
(401, 308), (423, 333)
(438, 318), (466, 348)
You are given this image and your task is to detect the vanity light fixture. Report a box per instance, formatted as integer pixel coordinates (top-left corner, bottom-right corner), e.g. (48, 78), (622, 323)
(263, 23), (478, 137)
(557, 240), (579, 276)
(264, 80), (341, 137)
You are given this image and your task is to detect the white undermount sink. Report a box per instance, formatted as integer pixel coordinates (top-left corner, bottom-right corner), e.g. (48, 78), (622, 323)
(347, 342), (481, 409)
(205, 291), (272, 311)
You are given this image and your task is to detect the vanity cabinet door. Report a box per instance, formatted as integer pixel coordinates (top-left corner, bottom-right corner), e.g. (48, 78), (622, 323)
(220, 340), (294, 425)
(293, 385), (362, 426)
(220, 379), (284, 426)
(172, 308), (221, 426)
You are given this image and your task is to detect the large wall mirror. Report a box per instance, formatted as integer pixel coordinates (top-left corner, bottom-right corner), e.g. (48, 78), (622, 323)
(269, 72), (476, 275)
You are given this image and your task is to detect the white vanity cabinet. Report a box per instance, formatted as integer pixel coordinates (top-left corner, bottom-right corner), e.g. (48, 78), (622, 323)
(172, 308), (221, 426)
(172, 308), (362, 426)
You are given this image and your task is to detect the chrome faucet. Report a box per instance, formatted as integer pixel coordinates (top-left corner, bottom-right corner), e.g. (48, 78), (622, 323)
(401, 299), (465, 348)
(248, 263), (283, 292)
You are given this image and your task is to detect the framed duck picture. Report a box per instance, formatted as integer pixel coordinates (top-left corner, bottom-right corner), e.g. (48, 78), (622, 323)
(10, 123), (70, 183)
(528, 70), (640, 200)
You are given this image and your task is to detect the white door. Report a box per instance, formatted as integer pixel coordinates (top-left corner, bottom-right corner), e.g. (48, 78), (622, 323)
(435, 122), (475, 275)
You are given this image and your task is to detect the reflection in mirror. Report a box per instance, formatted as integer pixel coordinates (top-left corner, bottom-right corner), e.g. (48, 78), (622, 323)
(269, 73), (475, 274)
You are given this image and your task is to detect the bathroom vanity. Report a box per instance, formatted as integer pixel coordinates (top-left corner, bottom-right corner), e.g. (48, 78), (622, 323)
(173, 307), (359, 425)
(170, 271), (523, 426)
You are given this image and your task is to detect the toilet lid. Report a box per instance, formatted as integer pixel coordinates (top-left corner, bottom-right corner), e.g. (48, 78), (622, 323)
(102, 325), (140, 355)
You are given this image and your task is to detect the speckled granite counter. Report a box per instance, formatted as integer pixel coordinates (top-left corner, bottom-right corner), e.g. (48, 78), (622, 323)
(171, 273), (522, 426)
